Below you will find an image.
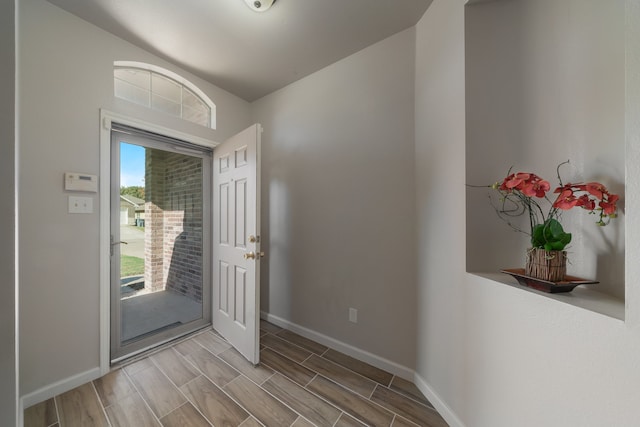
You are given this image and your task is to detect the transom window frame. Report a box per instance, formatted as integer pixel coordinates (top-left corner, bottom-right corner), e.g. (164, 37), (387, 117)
(114, 61), (216, 129)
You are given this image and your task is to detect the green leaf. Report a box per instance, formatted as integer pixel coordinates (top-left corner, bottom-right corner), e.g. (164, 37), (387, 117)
(531, 219), (571, 251)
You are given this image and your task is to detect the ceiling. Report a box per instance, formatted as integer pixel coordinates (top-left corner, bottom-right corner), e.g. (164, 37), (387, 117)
(46, 0), (433, 101)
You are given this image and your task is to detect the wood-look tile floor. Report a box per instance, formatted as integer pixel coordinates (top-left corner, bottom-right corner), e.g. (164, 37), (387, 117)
(24, 321), (449, 427)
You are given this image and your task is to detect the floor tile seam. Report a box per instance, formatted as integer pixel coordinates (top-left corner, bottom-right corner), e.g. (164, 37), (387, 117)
(393, 414), (423, 427)
(95, 371), (143, 409)
(89, 380), (114, 427)
(192, 335), (231, 357)
(118, 365), (164, 424)
(264, 370), (345, 425)
(260, 341), (312, 367)
(176, 345), (243, 388)
(303, 356), (380, 396)
(218, 375), (271, 424)
(274, 330), (329, 355)
(385, 382), (435, 409)
(186, 335), (232, 361)
(224, 352), (277, 386)
(307, 374), (397, 424)
(371, 383), (441, 426)
(126, 355), (189, 420)
(239, 415), (266, 427)
(295, 373), (362, 423)
(263, 333), (315, 360)
(215, 348), (276, 386)
(225, 372), (315, 426)
(258, 355), (316, 389)
(151, 346), (202, 385)
(302, 356), (378, 399)
(180, 374), (251, 426)
(160, 400), (214, 427)
(322, 351), (393, 388)
(113, 389), (165, 427)
(52, 395), (61, 427)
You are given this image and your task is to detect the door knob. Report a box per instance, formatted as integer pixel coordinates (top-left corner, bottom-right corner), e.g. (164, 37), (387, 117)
(244, 252), (256, 260)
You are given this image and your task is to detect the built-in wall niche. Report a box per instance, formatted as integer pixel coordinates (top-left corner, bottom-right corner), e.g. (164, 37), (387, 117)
(464, 0), (626, 317)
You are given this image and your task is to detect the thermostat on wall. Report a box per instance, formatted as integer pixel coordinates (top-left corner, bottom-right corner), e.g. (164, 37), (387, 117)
(64, 172), (98, 193)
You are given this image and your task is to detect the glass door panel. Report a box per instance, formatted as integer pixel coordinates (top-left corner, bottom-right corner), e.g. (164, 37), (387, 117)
(110, 129), (211, 362)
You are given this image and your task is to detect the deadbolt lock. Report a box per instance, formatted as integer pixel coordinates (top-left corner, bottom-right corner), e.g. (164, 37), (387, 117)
(248, 235), (260, 243)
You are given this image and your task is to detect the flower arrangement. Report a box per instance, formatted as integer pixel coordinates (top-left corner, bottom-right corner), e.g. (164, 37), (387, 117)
(477, 161), (620, 282)
(489, 161), (619, 252)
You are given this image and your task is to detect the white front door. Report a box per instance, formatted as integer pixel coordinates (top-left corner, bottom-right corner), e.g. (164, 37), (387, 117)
(212, 124), (262, 364)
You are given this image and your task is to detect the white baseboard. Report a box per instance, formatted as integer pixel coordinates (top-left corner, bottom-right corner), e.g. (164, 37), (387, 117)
(260, 311), (415, 381)
(414, 372), (466, 427)
(20, 366), (102, 410)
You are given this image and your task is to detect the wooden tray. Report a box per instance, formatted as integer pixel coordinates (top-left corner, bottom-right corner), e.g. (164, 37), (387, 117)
(501, 268), (598, 293)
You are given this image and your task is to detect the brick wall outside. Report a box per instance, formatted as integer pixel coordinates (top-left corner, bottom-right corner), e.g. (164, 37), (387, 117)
(144, 148), (203, 302)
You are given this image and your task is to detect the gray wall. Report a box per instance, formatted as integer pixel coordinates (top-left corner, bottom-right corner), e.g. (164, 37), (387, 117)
(252, 28), (418, 369)
(18, 0), (251, 397)
(0, 0), (16, 424)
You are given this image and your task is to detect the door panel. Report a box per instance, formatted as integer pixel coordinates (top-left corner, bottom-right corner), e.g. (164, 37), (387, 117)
(213, 124), (261, 364)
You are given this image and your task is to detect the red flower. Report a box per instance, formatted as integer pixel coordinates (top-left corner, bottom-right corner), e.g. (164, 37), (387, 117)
(501, 173), (530, 191)
(577, 194), (596, 211)
(553, 189), (580, 210)
(521, 177), (550, 198)
(585, 182), (606, 200)
(600, 194), (619, 216)
(500, 172), (549, 198)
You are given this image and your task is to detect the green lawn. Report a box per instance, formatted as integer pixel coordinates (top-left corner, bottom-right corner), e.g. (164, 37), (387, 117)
(121, 255), (144, 277)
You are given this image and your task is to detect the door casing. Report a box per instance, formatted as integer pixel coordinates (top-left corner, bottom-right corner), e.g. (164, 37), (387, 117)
(99, 110), (218, 373)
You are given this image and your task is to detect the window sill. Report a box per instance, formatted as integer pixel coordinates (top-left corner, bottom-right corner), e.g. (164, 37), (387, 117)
(470, 272), (625, 322)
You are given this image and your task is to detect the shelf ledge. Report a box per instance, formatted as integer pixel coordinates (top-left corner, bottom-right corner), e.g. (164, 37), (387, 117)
(470, 271), (625, 321)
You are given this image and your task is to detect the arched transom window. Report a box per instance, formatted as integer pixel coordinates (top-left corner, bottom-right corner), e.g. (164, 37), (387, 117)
(114, 61), (216, 129)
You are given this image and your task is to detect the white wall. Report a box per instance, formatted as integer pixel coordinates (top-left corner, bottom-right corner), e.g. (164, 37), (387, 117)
(18, 0), (251, 398)
(0, 0), (17, 424)
(415, 1), (640, 426)
(252, 28), (418, 370)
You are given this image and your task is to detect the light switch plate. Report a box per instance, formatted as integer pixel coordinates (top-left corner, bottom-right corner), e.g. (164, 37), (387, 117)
(68, 196), (93, 214)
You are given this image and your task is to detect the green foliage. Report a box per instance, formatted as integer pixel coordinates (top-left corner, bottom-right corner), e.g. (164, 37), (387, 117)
(120, 255), (144, 277)
(531, 218), (572, 251)
(120, 185), (145, 200)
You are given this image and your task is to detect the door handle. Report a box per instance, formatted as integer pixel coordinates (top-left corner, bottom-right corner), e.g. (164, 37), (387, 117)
(110, 236), (128, 256)
(244, 251), (266, 260)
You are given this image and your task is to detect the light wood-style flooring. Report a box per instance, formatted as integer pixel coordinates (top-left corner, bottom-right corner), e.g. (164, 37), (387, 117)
(24, 320), (448, 427)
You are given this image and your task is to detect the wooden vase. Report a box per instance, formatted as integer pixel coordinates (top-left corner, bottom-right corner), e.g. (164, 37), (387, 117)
(525, 248), (567, 282)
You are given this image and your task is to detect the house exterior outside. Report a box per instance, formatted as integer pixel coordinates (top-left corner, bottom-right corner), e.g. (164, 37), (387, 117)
(119, 194), (144, 226)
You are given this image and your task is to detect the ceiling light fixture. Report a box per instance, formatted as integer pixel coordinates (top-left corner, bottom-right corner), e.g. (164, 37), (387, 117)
(244, 0), (276, 12)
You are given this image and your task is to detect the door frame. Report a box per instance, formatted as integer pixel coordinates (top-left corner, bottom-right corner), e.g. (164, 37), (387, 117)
(99, 109), (218, 374)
